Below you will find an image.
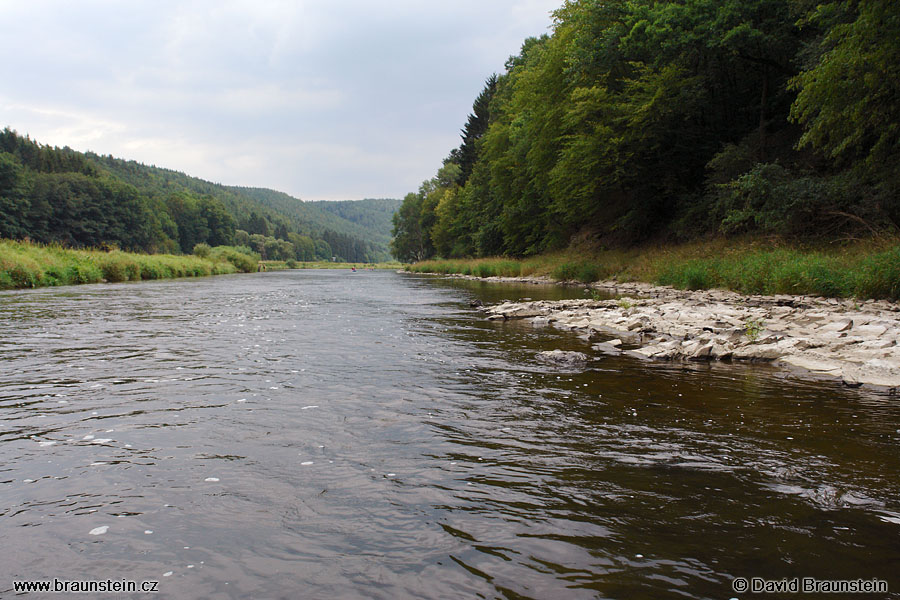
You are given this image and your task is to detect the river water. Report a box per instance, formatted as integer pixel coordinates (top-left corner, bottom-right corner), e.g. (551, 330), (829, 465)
(1, 270), (898, 599)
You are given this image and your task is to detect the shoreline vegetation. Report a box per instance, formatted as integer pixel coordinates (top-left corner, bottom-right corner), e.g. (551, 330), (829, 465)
(0, 240), (404, 291)
(0, 240), (258, 290)
(406, 239), (900, 301)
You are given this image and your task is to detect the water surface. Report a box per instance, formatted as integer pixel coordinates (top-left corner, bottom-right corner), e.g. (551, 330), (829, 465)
(1, 270), (898, 599)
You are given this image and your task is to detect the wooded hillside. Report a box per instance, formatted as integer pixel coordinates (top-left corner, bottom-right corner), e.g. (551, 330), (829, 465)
(391, 0), (900, 261)
(0, 129), (399, 262)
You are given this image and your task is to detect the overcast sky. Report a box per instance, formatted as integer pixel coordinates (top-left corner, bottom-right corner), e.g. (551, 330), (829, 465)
(0, 1), (561, 200)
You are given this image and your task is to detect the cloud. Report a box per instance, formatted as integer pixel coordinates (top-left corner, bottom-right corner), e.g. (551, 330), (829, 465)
(0, 0), (561, 200)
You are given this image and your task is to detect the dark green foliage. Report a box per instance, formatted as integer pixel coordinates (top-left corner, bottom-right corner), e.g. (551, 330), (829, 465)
(0, 128), (99, 177)
(0, 151), (31, 239)
(392, 0), (900, 260)
(165, 192), (235, 252)
(791, 0), (900, 180)
(454, 74), (498, 185)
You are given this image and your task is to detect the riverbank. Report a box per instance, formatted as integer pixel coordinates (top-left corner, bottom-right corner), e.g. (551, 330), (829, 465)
(260, 259), (404, 270)
(408, 239), (900, 301)
(476, 277), (900, 388)
(0, 240), (259, 290)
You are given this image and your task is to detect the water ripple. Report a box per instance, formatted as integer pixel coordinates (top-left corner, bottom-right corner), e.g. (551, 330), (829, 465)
(1, 272), (898, 598)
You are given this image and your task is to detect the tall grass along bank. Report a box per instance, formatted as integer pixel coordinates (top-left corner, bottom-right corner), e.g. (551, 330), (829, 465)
(407, 240), (900, 301)
(0, 241), (259, 290)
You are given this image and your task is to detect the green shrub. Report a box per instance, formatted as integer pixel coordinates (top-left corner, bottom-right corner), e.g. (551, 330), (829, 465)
(8, 264), (39, 287)
(193, 243), (212, 258)
(96, 252), (140, 283)
(209, 245), (259, 273)
(67, 262), (103, 284)
(552, 262), (579, 281)
(576, 262), (601, 283)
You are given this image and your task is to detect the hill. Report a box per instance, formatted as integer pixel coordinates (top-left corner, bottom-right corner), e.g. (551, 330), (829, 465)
(0, 128), (398, 262)
(229, 187), (399, 252)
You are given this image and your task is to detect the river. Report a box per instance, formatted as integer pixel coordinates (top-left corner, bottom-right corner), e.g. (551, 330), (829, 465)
(1, 270), (898, 599)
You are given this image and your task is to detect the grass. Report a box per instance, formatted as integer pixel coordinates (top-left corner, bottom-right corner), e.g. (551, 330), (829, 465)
(0, 240), (259, 290)
(406, 238), (900, 301)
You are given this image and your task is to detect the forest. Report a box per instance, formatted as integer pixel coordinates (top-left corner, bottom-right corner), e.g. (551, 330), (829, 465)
(391, 0), (899, 262)
(0, 128), (398, 263)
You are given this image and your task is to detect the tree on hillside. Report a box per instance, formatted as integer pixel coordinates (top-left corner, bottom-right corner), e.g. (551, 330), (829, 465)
(244, 211), (270, 236)
(453, 74), (499, 185)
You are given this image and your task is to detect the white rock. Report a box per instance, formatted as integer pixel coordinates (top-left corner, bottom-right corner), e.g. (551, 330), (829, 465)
(819, 319), (853, 333)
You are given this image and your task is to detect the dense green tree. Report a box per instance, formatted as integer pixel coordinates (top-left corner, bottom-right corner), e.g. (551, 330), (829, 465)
(314, 239), (332, 261)
(234, 229), (251, 248)
(264, 237), (294, 260)
(200, 197), (236, 247)
(249, 233), (268, 259)
(453, 75), (498, 185)
(390, 192), (427, 261)
(791, 0), (900, 179)
(244, 211), (270, 236)
(288, 232), (316, 261)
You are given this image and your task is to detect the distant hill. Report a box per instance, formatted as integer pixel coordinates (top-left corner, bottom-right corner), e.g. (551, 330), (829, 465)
(230, 187), (399, 251)
(307, 198), (401, 247)
(0, 128), (399, 262)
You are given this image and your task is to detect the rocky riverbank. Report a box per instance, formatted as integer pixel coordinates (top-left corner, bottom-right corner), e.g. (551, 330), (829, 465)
(478, 278), (900, 389)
